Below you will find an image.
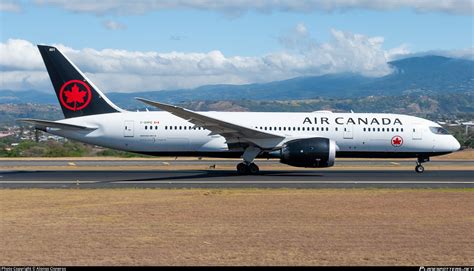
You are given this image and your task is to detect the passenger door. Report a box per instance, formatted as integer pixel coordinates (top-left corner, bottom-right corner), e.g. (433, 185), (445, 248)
(124, 120), (134, 137)
(412, 126), (422, 140)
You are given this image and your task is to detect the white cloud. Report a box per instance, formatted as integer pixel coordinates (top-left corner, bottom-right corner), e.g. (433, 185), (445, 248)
(0, 0), (22, 12)
(0, 39), (44, 70)
(295, 23), (307, 35)
(0, 71), (50, 91)
(102, 20), (127, 30)
(0, 29), (412, 92)
(4, 27), (469, 93)
(277, 25), (410, 76)
(33, 0), (473, 16)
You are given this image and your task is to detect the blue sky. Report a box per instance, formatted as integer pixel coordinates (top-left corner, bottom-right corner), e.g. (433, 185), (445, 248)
(0, 0), (473, 92)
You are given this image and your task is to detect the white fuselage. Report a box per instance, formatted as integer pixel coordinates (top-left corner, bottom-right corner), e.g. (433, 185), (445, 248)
(47, 111), (460, 158)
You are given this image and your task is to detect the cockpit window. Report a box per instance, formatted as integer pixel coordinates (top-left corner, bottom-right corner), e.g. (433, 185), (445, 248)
(430, 127), (450, 135)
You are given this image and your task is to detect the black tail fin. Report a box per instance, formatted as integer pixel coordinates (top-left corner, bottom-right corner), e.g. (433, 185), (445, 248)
(37, 45), (123, 118)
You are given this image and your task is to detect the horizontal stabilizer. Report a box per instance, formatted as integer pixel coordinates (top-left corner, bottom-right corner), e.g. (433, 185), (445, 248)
(17, 118), (97, 131)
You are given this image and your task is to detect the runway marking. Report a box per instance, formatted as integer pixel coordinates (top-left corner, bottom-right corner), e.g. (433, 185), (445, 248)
(390, 162), (400, 165)
(68, 162), (76, 166)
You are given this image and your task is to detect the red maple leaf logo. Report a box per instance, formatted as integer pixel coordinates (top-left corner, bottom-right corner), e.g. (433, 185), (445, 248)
(64, 84), (86, 110)
(391, 136), (403, 147)
(59, 80), (91, 111)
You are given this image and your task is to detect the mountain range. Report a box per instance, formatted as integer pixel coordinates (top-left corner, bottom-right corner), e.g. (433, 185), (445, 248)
(1, 55), (472, 109)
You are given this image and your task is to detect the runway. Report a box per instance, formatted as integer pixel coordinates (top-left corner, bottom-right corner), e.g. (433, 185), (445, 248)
(1, 159), (473, 167)
(1, 169), (473, 188)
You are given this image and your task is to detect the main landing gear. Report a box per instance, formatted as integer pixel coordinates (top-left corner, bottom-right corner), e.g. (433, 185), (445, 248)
(236, 146), (261, 175)
(237, 162), (260, 175)
(415, 157), (429, 173)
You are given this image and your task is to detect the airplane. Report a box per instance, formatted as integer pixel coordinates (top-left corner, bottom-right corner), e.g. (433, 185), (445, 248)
(18, 45), (461, 174)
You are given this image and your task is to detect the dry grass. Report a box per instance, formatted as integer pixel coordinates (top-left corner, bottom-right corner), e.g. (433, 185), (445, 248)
(433, 149), (474, 160)
(1, 189), (473, 266)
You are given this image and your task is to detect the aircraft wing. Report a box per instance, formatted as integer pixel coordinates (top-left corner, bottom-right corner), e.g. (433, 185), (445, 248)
(17, 118), (98, 131)
(136, 98), (285, 148)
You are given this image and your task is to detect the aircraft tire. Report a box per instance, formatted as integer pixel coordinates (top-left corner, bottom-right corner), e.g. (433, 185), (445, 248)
(248, 163), (260, 174)
(237, 163), (248, 175)
(415, 165), (424, 173)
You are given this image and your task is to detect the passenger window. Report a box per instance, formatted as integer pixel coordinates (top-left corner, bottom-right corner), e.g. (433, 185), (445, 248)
(326, 127), (329, 131)
(145, 126), (147, 130)
(401, 128), (404, 132)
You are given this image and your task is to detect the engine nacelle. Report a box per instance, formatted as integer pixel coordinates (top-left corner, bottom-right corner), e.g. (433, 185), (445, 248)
(280, 137), (336, 168)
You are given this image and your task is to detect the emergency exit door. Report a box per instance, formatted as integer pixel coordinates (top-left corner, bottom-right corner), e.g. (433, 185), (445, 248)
(343, 125), (353, 139)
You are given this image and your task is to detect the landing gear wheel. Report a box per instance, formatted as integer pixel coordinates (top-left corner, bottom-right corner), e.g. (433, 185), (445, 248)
(415, 165), (424, 173)
(236, 162), (260, 175)
(248, 163), (260, 174)
(237, 163), (248, 175)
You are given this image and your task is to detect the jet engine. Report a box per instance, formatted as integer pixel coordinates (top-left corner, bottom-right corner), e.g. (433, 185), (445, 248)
(280, 137), (336, 168)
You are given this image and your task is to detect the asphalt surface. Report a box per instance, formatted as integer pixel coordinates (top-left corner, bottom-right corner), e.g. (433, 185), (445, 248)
(1, 169), (473, 189)
(1, 159), (472, 167)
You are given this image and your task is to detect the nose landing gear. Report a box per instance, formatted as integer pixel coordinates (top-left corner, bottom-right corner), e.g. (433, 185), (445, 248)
(415, 157), (429, 173)
(415, 164), (424, 173)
